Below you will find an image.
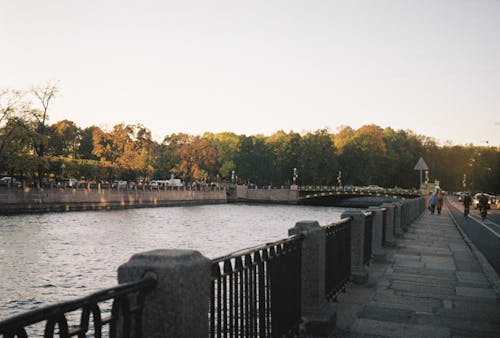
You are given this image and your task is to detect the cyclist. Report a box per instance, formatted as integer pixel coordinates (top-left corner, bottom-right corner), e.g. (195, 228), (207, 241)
(463, 192), (471, 219)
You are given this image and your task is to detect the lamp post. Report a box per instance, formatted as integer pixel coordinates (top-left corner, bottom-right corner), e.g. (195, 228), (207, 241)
(61, 163), (66, 178)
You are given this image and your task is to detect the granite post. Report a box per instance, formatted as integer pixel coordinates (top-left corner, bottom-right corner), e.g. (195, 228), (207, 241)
(340, 210), (369, 284)
(367, 206), (385, 260)
(118, 249), (211, 338)
(380, 203), (396, 247)
(289, 221), (336, 336)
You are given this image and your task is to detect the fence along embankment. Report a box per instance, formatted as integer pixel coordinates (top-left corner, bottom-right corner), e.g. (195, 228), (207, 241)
(0, 197), (426, 337)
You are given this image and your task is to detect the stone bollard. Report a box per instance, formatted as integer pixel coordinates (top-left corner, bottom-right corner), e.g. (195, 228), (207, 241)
(393, 202), (403, 237)
(289, 221), (336, 336)
(380, 203), (396, 247)
(341, 210), (369, 284)
(367, 206), (386, 260)
(118, 249), (211, 338)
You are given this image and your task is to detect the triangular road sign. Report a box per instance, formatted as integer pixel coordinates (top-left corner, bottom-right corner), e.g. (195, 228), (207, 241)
(414, 157), (429, 171)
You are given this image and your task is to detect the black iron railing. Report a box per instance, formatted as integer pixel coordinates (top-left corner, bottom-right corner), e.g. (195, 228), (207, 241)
(363, 212), (373, 264)
(325, 218), (351, 301)
(0, 276), (156, 338)
(210, 235), (304, 338)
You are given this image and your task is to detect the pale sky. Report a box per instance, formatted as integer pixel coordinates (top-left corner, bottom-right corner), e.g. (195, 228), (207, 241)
(1, 0), (499, 146)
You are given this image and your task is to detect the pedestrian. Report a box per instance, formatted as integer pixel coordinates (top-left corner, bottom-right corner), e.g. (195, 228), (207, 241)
(429, 190), (437, 215)
(436, 188), (444, 215)
(463, 192), (472, 219)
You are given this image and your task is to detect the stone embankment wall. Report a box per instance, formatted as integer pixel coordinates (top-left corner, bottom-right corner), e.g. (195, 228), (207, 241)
(0, 188), (227, 214)
(230, 185), (299, 204)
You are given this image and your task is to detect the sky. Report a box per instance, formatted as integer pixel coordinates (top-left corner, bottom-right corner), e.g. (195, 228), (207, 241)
(1, 0), (500, 146)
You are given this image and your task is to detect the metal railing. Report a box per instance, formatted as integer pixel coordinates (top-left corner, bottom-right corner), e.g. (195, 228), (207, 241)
(0, 276), (156, 338)
(325, 218), (351, 301)
(363, 212), (373, 264)
(210, 235), (304, 338)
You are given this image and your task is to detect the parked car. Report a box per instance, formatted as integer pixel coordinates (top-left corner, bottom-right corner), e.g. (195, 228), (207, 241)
(455, 191), (468, 201)
(366, 185), (385, 193)
(0, 176), (17, 187)
(112, 180), (128, 189)
(472, 193), (495, 209)
(61, 178), (78, 188)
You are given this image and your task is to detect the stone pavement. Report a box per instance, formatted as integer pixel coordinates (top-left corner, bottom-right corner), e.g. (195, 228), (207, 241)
(332, 203), (500, 338)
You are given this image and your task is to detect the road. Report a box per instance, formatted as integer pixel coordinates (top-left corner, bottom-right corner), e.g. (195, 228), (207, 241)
(447, 197), (500, 275)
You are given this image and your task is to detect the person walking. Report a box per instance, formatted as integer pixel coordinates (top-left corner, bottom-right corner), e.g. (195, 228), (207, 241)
(463, 192), (472, 219)
(429, 190), (437, 215)
(436, 189), (444, 215)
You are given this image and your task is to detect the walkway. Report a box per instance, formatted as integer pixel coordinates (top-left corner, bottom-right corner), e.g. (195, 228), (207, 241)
(333, 202), (500, 338)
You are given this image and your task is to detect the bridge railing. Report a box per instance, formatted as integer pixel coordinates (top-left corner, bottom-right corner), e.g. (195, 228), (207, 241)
(0, 276), (156, 338)
(325, 218), (351, 300)
(209, 235), (304, 337)
(1, 198), (426, 337)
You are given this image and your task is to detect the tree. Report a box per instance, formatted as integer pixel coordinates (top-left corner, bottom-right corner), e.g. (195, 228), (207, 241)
(298, 129), (338, 185)
(31, 81), (58, 157)
(92, 124), (156, 180)
(169, 134), (217, 182)
(266, 130), (301, 185)
(47, 120), (81, 157)
(337, 125), (386, 185)
(204, 132), (240, 181)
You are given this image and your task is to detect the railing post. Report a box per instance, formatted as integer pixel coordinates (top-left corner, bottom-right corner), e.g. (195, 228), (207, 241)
(393, 202), (403, 237)
(118, 249), (211, 338)
(340, 210), (369, 284)
(289, 221), (336, 336)
(380, 203), (396, 247)
(367, 206), (385, 260)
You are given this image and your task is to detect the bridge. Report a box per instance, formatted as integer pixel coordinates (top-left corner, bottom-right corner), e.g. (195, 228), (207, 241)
(226, 184), (420, 206)
(298, 185), (420, 206)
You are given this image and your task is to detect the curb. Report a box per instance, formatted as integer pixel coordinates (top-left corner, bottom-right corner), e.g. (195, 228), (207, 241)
(445, 199), (500, 299)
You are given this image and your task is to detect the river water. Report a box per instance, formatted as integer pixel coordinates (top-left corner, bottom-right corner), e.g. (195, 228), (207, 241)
(0, 203), (346, 320)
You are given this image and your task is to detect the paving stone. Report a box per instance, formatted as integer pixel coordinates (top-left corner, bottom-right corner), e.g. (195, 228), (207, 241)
(391, 280), (455, 296)
(455, 286), (497, 299)
(359, 305), (413, 323)
(454, 257), (483, 273)
(449, 243), (469, 252)
(421, 255), (455, 264)
(437, 303), (500, 324)
(456, 271), (489, 285)
(425, 262), (456, 271)
(386, 272), (457, 286)
(372, 290), (441, 313)
(391, 266), (456, 279)
(349, 318), (450, 338)
(393, 254), (421, 261)
(411, 313), (500, 337)
(449, 300), (500, 323)
(394, 260), (425, 268)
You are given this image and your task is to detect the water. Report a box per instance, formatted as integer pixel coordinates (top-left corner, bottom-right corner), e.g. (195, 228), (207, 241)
(0, 203), (346, 320)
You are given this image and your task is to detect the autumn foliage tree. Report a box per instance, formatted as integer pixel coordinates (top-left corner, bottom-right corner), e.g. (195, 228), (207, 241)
(1, 83), (499, 192)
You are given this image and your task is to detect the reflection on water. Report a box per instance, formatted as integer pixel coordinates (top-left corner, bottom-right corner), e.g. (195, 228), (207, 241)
(0, 204), (345, 320)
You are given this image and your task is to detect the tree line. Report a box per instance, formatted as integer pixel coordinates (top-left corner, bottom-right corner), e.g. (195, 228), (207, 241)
(1, 84), (499, 193)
